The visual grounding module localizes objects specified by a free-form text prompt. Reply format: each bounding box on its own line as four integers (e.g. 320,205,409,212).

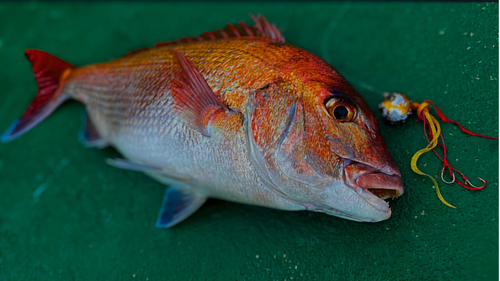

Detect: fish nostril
381,160,402,177
373,164,401,178
361,120,377,140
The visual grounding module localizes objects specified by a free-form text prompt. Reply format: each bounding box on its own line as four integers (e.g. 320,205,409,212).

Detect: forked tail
1,50,74,142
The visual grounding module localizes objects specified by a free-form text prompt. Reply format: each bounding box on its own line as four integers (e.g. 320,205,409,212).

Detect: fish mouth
344,160,404,215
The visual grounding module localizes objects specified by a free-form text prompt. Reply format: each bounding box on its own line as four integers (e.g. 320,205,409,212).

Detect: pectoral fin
156,187,207,228
170,50,243,136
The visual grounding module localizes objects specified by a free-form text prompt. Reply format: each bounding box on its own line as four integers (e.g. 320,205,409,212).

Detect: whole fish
2,15,403,227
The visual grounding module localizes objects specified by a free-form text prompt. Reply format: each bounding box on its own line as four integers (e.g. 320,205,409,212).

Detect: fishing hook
441,168,455,184
465,177,486,188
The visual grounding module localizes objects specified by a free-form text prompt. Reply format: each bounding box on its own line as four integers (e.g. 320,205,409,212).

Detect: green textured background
0,2,498,280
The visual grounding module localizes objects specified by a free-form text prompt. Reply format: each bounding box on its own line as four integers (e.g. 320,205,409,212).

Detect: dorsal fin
125,14,284,57
155,14,284,48
125,47,152,57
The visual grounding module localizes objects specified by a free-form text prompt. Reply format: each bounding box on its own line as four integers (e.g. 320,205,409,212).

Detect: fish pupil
334,106,349,120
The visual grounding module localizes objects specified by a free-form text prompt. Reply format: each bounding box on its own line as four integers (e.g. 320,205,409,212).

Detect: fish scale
1,15,404,227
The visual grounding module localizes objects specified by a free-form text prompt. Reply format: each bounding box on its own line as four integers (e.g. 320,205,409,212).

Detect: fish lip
354,172,404,196
343,159,404,213
355,187,391,213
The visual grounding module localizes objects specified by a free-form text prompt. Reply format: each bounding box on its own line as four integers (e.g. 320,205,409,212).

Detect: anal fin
79,114,108,148
156,187,207,228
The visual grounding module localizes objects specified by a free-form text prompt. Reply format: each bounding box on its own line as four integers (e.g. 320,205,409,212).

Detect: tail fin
1,50,74,142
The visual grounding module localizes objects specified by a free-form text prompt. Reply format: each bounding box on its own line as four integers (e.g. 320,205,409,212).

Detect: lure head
379,92,412,125
247,45,404,222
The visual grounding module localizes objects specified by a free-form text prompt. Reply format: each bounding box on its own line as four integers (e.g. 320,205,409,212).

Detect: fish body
2,15,404,227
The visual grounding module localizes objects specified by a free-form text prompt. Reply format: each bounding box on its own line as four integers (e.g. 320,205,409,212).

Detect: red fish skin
57,38,306,210
64,37,395,174
7,37,396,224
0,15,404,226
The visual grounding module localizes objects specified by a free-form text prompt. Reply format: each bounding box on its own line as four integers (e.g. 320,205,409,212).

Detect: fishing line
321,3,352,64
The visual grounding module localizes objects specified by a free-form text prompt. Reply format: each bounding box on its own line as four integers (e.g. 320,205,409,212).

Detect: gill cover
246,82,329,200
275,100,329,188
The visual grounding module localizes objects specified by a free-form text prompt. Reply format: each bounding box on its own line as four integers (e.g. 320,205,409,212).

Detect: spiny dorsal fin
125,14,284,57
125,47,152,57
155,14,284,48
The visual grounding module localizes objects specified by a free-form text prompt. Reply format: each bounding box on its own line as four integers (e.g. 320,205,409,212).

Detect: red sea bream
1,15,404,227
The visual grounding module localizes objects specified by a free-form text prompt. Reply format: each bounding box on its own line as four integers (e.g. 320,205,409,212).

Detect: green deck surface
0,2,498,280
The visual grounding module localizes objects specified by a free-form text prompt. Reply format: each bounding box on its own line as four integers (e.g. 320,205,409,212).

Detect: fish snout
344,161,404,200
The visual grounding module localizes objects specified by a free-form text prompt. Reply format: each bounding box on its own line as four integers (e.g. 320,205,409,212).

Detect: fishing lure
379,92,498,207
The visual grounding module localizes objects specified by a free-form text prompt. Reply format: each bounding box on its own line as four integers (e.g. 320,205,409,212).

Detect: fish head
302,82,404,222
247,64,403,222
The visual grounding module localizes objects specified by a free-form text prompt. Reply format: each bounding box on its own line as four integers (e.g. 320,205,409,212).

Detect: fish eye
325,97,356,122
